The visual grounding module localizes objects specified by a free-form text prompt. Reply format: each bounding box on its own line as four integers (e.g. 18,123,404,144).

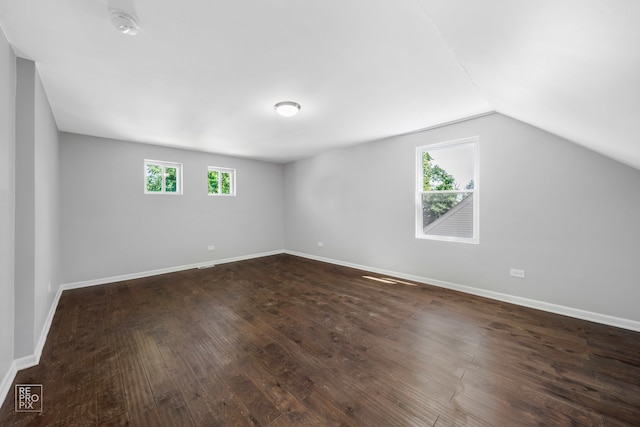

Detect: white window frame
144,160,183,195
207,166,236,196
415,136,479,244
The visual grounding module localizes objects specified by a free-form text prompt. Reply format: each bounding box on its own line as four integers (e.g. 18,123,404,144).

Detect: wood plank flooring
1,254,640,426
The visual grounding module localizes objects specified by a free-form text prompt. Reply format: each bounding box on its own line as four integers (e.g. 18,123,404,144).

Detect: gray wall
0,28,16,385
14,58,35,358
33,63,60,343
284,113,640,322
60,133,284,284
14,58,60,358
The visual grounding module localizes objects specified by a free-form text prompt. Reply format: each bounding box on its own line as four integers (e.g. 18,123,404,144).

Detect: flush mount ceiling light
274,101,301,117
110,10,140,35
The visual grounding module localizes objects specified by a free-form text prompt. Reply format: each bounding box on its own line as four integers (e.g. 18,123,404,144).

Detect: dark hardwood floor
2,254,639,426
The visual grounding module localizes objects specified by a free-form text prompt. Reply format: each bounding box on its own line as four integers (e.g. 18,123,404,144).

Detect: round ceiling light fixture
111,11,140,35
274,101,301,117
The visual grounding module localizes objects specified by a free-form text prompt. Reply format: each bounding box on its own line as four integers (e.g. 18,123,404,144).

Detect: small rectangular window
144,160,182,194
208,167,235,196
416,137,478,243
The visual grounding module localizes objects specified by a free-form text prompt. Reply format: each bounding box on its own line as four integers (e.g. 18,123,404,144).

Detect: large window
208,167,236,196
416,137,478,243
144,160,182,194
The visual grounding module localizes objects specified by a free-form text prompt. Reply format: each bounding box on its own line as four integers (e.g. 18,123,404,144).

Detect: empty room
1,0,640,425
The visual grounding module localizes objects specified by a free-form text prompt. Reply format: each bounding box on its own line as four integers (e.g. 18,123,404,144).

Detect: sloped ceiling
416,0,640,170
0,0,638,167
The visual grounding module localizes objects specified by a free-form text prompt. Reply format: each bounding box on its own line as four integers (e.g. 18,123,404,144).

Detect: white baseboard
0,360,17,411
0,249,285,408
284,250,640,332
61,250,284,291
4,246,637,409
32,285,64,366
0,283,64,407
13,354,38,372
2,248,637,409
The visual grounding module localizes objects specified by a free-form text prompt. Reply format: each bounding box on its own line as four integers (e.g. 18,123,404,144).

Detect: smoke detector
110,11,139,35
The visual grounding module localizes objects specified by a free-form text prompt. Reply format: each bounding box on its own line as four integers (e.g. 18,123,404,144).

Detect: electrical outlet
48,282,51,293
317,241,323,247
207,245,215,251
510,268,526,279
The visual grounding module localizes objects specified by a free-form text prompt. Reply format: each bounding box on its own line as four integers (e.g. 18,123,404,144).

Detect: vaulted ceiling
0,0,638,167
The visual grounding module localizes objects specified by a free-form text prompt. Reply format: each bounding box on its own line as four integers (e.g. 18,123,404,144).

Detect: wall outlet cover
510,268,526,278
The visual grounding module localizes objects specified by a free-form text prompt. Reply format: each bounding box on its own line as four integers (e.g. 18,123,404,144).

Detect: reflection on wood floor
2,254,639,426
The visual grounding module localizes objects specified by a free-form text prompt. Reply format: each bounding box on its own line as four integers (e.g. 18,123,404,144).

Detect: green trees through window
165,167,177,192
144,160,182,194
417,138,478,243
208,167,235,196
421,151,474,226
144,161,233,196
208,170,218,194
146,164,162,192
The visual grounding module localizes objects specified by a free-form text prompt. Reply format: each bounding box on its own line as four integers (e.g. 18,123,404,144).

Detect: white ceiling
0,0,638,167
